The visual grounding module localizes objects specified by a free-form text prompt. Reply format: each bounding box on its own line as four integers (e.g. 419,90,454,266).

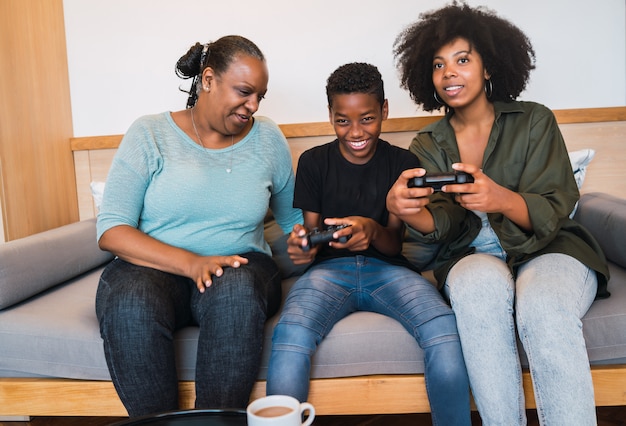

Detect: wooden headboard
71,107,626,221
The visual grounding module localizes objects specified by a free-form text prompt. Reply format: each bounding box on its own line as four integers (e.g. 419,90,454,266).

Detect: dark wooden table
108,409,247,426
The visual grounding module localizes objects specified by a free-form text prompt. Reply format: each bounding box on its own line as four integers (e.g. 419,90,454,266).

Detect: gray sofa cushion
574,192,626,267
0,269,110,379
2,262,624,381
0,273,426,380
582,263,626,362
0,219,113,310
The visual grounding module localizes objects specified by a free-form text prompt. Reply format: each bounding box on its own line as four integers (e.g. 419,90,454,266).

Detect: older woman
95,35,302,417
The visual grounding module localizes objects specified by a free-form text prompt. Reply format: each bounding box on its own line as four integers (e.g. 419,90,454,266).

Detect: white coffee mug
247,394,315,426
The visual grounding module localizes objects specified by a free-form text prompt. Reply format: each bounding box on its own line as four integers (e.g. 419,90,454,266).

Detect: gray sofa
1,192,625,416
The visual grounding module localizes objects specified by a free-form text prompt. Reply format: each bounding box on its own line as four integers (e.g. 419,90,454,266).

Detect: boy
266,63,470,425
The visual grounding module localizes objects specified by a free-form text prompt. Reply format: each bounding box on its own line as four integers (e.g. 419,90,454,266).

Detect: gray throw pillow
0,219,113,310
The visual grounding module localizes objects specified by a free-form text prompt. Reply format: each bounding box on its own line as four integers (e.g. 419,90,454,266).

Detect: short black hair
326,62,385,109
394,1,535,111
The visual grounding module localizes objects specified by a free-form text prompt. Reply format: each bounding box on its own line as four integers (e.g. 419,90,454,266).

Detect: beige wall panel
560,121,626,199
73,150,94,221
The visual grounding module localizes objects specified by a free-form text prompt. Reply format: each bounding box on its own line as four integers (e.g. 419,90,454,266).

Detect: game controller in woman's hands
408,171,474,191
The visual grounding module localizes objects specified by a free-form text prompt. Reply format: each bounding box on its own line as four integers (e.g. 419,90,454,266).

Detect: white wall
63,0,626,137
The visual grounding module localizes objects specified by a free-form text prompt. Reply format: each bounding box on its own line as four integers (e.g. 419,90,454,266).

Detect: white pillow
569,149,595,190
568,149,595,217
90,181,105,211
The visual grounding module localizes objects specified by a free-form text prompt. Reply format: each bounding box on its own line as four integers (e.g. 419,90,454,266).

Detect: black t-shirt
294,139,421,268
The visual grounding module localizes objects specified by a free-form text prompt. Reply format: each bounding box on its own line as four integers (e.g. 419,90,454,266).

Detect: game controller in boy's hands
302,224,352,251
408,171,474,192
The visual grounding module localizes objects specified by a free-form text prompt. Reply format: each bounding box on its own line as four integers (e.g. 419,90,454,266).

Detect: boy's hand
286,224,317,264
386,168,433,218
324,217,369,252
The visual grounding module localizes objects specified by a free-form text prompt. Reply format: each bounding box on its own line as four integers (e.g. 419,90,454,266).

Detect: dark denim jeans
95,253,281,417
266,256,471,425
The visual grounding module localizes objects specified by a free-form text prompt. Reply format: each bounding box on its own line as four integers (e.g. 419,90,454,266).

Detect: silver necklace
190,108,234,173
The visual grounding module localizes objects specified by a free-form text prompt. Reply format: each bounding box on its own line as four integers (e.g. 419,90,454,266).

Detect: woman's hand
386,168,433,219
444,163,509,212
191,255,249,293
446,163,532,230
386,168,435,234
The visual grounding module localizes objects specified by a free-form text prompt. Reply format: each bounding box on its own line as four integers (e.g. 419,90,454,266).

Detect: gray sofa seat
0,271,426,381
1,192,625,383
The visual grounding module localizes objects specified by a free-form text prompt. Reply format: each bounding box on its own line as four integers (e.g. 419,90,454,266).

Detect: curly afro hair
393,1,535,111
326,62,385,109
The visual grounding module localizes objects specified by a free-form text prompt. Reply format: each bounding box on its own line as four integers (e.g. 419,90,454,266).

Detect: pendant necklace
190,108,234,173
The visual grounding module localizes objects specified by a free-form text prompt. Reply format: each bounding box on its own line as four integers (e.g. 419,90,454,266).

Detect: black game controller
408,171,474,191
302,224,352,251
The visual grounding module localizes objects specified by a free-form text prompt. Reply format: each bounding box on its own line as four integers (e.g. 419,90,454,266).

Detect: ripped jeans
267,256,471,426
445,253,597,426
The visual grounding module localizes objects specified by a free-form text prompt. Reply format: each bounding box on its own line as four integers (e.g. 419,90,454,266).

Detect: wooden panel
2,366,625,417
0,378,127,416
0,0,78,240
71,134,124,151
554,106,626,124
69,107,626,151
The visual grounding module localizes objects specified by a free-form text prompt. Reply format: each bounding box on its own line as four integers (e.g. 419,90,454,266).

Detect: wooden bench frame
1,106,625,417
2,366,626,416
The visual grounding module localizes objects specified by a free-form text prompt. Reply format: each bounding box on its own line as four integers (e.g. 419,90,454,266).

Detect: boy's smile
329,93,388,165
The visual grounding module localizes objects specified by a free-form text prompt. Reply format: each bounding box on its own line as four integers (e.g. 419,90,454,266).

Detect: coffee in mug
247,395,315,425
254,406,294,417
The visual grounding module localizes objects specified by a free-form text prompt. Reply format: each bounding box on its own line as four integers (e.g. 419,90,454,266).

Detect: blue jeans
444,253,598,426
95,253,281,417
267,256,471,425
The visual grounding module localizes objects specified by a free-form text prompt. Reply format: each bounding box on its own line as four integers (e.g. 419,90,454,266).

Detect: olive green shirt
409,100,609,298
